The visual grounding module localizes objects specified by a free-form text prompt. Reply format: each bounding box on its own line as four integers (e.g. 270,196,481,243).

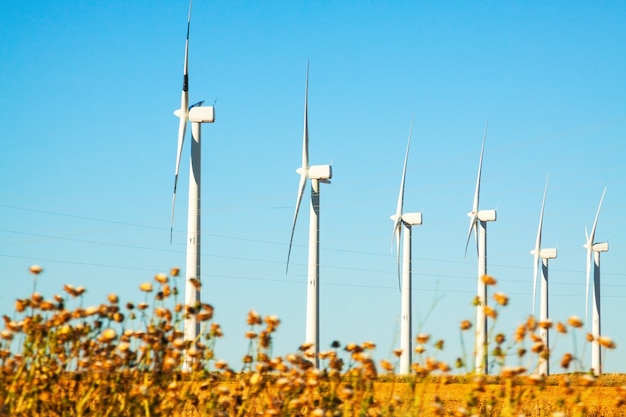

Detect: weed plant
0,267,624,416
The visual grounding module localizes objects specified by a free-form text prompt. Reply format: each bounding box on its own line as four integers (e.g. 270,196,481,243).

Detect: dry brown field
370,376,626,416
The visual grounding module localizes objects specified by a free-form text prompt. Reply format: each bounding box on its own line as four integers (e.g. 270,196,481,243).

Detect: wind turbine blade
585,187,606,325
532,252,539,317
390,118,413,291
465,120,488,258
589,187,606,245
472,119,488,215
532,175,549,316
394,221,401,291
302,62,310,172
170,0,193,243
286,63,311,273
464,215,476,258
286,173,307,273
585,245,591,327
395,119,413,220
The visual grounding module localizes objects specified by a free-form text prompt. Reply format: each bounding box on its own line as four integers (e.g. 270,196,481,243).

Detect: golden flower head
362,341,376,350
538,319,553,329
392,348,403,358
29,265,43,275
299,342,314,352
484,305,497,319
170,267,180,277
598,336,616,349
560,353,573,369
586,333,594,342
493,292,509,306
380,359,394,372
531,342,544,353
437,361,451,372
139,282,153,292
416,333,430,344
100,328,117,343
344,343,357,352
247,310,262,326
107,293,119,304
481,275,497,286
460,320,472,331
154,273,168,284
567,315,583,328
556,322,567,334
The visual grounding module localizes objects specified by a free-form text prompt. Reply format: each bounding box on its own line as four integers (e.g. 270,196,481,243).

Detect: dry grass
1,267,625,416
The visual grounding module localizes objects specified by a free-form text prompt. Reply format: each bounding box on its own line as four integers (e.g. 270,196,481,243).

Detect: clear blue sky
1,1,625,373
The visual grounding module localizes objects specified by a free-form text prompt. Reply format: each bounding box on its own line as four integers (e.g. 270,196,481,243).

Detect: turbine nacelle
188,106,215,123
390,212,423,227
592,242,609,253
307,164,332,182
468,209,497,222
541,247,557,259
402,212,423,226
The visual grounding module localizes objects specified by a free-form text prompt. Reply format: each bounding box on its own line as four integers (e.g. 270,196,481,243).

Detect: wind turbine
286,64,332,368
390,119,422,375
465,120,496,375
584,188,608,376
169,0,215,362
530,175,557,376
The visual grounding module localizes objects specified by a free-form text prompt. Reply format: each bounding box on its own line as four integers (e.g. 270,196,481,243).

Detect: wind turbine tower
530,176,557,376
584,188,608,376
390,120,422,375
465,121,496,375
169,0,215,362
287,64,332,368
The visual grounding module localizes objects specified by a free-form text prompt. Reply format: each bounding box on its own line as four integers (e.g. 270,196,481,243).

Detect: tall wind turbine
390,120,422,375
465,121,496,375
584,188,608,376
530,175,557,376
286,64,332,368
169,0,215,361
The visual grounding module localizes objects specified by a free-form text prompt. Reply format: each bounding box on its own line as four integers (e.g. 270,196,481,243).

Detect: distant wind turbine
169,0,215,366
530,175,557,376
465,120,496,375
390,119,422,375
584,188,608,376
286,63,332,368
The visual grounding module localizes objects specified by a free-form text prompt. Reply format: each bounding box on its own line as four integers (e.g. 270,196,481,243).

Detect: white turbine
530,175,557,376
390,119,422,375
286,63,332,368
465,120,496,375
169,0,215,367
584,188,608,376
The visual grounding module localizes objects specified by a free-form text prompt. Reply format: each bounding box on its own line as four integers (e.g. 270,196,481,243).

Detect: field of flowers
0,266,624,416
